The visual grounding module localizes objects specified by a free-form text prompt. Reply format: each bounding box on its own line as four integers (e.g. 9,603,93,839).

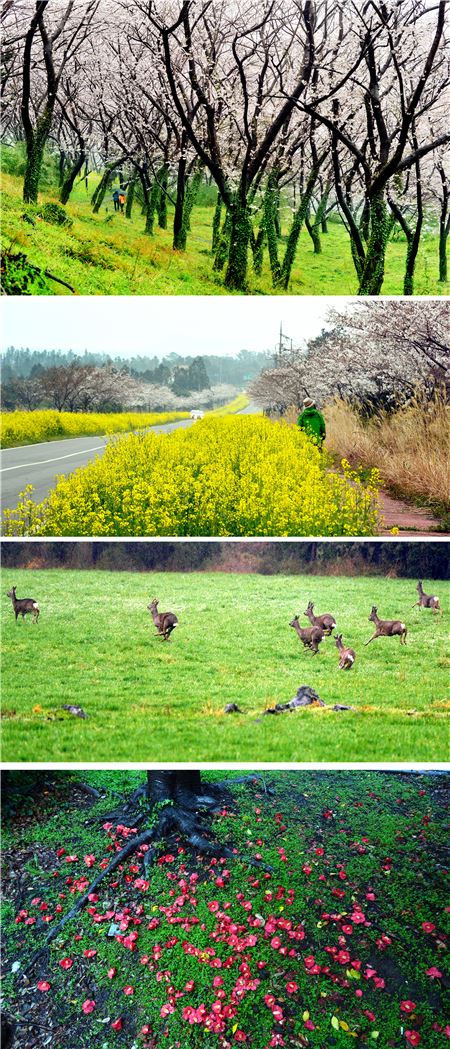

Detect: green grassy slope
1,570,448,762
1,171,447,296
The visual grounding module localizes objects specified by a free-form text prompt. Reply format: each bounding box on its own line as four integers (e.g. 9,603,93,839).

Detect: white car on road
190,410,204,420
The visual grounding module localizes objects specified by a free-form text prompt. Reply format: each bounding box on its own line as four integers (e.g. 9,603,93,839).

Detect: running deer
147,598,178,641
335,633,356,670
365,606,407,646
7,586,40,624
411,581,442,616
304,600,336,635
289,616,324,654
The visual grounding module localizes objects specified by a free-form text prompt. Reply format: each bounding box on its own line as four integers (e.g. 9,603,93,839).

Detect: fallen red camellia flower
59,958,73,970
111,1018,123,1031
82,999,96,1014
37,981,51,992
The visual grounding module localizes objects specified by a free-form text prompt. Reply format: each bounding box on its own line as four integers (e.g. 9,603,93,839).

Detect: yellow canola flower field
0,409,190,448
3,416,381,537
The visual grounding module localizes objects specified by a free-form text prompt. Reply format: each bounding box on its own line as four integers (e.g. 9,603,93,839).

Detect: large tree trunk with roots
23,770,270,975
146,769,201,804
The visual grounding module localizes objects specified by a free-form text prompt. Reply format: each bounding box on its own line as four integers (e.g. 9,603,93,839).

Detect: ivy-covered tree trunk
279,164,323,289
23,110,53,204
264,172,282,284
60,149,86,205
183,169,202,233
224,196,251,290
213,209,231,271
358,190,392,296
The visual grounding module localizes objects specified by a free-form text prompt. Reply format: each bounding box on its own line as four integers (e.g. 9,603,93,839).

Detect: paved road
0,404,260,517
0,419,194,517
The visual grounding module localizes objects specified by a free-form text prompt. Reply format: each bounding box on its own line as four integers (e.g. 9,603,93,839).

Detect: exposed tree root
74,781,103,800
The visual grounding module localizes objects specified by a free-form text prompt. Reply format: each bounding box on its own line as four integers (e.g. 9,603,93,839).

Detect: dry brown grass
324,392,450,511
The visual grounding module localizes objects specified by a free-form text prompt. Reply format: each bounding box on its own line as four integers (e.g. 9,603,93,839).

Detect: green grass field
2,171,448,296
1,570,448,763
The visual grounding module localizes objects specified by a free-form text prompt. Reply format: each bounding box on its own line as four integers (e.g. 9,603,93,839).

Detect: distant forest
2,542,448,579
1,346,272,387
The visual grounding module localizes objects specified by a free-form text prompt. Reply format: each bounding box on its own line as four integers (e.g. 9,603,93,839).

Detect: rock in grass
61,705,88,719
288,685,325,708
224,703,243,714
332,704,355,712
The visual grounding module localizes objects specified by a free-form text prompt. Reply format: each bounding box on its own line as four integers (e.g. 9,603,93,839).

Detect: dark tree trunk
92,169,111,214
157,163,169,229
278,161,324,289
60,148,86,205
439,222,449,283
173,152,187,248
146,770,202,805
125,174,137,219
305,212,321,254
58,150,66,187
251,218,266,276
211,194,222,253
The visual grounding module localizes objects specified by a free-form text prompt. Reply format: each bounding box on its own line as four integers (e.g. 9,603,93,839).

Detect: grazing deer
147,598,178,641
335,633,356,670
365,606,407,646
304,600,336,635
289,616,324,654
411,581,442,616
7,586,40,623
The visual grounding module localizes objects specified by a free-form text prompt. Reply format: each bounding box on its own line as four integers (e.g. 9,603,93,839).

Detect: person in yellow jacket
297,397,326,448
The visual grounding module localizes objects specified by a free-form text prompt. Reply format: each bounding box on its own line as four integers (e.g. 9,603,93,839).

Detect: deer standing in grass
335,634,356,669
304,601,336,635
7,586,40,623
365,606,407,646
289,616,324,654
147,598,178,641
411,581,442,616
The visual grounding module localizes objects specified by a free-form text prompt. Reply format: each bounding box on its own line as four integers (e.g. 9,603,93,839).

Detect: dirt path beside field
380,490,445,536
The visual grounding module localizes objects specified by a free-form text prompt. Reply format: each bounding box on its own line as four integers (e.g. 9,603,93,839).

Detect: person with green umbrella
297,397,326,449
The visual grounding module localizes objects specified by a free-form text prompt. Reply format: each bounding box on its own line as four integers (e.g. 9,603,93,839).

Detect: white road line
0,434,110,452
0,445,105,472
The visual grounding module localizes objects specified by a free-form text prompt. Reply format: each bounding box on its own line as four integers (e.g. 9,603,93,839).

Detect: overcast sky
0,297,353,359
